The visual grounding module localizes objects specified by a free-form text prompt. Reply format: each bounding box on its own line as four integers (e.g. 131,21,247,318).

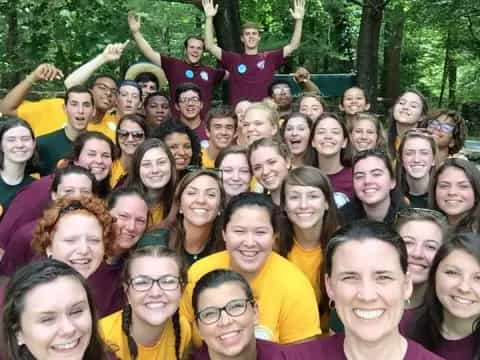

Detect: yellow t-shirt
181,251,320,347
87,112,117,141
201,148,215,169
110,160,127,188
17,98,66,137
288,240,323,304
100,310,191,360
148,204,164,229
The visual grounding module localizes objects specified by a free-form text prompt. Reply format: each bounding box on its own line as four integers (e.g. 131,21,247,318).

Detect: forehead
235,101,251,112
67,91,93,103
54,212,102,234
316,117,342,129
58,173,92,188
82,138,111,152
245,108,270,121
272,83,290,90
142,146,168,160
185,175,219,190
211,116,235,125
354,118,376,129
242,27,259,35
3,125,31,138
354,155,388,172
119,119,143,131
186,38,204,48
398,219,443,239
119,85,140,95
286,183,324,194
344,87,365,98
148,95,169,104
300,96,322,107
95,77,117,88
403,136,433,149
286,116,309,127
229,205,271,224
179,89,200,98
399,92,421,103
112,194,148,213
437,166,469,181
435,114,455,124
165,132,191,144
440,249,480,270
197,282,247,308
129,255,179,276
220,153,248,167
251,145,281,161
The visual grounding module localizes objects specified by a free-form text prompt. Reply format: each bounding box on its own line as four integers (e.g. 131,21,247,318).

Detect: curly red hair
32,196,116,257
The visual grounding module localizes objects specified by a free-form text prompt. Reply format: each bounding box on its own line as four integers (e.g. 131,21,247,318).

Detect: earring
406,298,411,306
179,209,183,214
328,299,335,309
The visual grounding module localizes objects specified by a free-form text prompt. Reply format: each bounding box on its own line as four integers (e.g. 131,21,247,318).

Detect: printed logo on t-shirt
256,60,265,70
185,69,195,79
200,71,209,81
333,192,350,208
237,64,247,74
254,325,274,341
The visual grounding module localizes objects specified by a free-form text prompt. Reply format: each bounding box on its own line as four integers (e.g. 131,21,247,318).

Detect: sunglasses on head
117,129,145,140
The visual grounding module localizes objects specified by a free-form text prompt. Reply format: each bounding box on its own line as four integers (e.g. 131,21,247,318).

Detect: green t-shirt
0,175,35,219
37,128,72,176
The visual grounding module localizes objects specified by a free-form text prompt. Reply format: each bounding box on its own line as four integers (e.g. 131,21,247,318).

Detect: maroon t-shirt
192,339,290,359
220,49,285,105
88,261,125,318
161,55,225,120
284,333,445,360
327,166,354,200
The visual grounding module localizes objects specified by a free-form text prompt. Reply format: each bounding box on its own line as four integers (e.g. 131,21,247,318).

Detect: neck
180,115,201,130
292,153,305,168
207,145,220,163
407,282,427,309
145,188,164,207
293,223,323,249
406,173,430,196
209,338,257,360
442,309,475,340
395,122,416,138
270,188,281,206
183,219,212,254
0,160,26,185
436,147,449,165
362,196,391,221
317,153,343,175
120,152,132,170
64,124,82,141
245,48,258,55
130,310,166,347
92,109,105,124
344,330,407,360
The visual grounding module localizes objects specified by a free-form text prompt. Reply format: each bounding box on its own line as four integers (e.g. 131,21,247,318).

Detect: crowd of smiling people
0,1,479,359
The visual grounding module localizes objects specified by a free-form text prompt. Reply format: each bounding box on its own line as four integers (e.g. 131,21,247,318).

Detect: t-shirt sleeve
269,48,286,68
278,270,321,343
219,50,237,71
159,55,176,77
212,67,226,84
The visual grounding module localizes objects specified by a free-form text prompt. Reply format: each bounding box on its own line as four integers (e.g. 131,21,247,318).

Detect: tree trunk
448,52,457,108
356,1,384,110
382,3,406,109
213,0,242,52
4,0,21,88
438,31,450,108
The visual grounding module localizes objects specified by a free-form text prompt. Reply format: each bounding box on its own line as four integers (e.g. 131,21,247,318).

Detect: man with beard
128,11,226,122
203,0,305,105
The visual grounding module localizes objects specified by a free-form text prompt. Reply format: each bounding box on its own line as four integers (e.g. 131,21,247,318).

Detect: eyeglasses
272,87,291,95
428,120,455,134
94,83,118,96
395,207,447,224
117,129,145,140
128,275,181,292
196,298,254,325
178,96,201,104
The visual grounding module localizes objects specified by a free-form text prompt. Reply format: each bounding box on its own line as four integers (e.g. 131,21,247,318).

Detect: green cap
135,228,170,249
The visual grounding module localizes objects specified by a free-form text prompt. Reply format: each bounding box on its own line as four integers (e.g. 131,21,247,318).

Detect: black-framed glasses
427,120,455,134
395,207,447,224
117,129,145,140
94,83,118,96
196,298,254,325
128,275,181,292
178,96,201,104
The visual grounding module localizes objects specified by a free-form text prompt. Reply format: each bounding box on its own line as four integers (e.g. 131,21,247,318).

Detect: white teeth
353,309,384,320
70,259,91,264
146,302,166,309
53,338,79,350
363,188,377,193
192,209,208,214
452,296,474,305
240,250,258,257
219,331,240,340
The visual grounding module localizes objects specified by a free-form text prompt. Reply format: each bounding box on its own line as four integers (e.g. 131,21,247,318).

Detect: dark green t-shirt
0,175,35,219
37,128,72,176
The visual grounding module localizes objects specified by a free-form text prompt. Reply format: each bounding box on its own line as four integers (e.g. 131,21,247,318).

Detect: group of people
0,0,479,359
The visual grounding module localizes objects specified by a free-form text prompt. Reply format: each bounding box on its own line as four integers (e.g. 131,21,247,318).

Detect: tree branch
467,15,480,46
156,0,202,10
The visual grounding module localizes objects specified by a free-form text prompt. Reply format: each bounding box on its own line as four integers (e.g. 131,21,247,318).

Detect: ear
222,230,227,244
175,103,180,112
390,178,397,190
325,274,335,301
341,137,348,149
63,104,67,114
206,128,211,140
51,191,58,201
91,106,97,119
338,103,345,112
46,246,53,258
199,101,204,111
252,302,259,325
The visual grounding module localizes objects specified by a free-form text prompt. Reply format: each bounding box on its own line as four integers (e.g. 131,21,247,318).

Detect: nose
217,309,234,327
77,239,90,255
78,104,85,114
413,152,421,162
59,315,76,336
457,275,471,293
357,279,378,302
126,217,136,232
151,163,160,174
299,194,308,209
232,169,241,181
149,281,165,297
196,192,207,204
410,243,423,259
176,147,186,156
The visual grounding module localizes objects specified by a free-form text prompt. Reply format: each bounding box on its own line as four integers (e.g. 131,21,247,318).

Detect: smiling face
241,28,261,51
271,84,292,110
312,116,347,158
117,85,141,116
181,175,221,227
197,282,257,358
164,132,193,171
401,137,435,181
283,116,311,157
110,194,148,253
46,213,104,278
64,92,95,133
299,96,324,121
1,125,35,166
350,119,378,152
139,147,172,190
17,276,92,360
285,184,329,230
353,156,395,207
126,256,182,328
176,90,203,122
145,95,171,127
52,174,93,200
75,138,113,181
207,117,236,151
435,166,475,224
243,108,277,145
435,249,480,323
340,87,370,116
91,77,117,112
224,205,275,278
428,114,456,150
325,239,412,343
398,220,443,285
184,38,204,64
219,153,251,198
250,146,290,193
393,92,424,126
118,120,145,156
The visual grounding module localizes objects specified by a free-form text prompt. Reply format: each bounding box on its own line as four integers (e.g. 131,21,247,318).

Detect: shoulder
406,339,446,360
284,334,345,359
263,253,313,290
187,251,229,282
99,310,123,336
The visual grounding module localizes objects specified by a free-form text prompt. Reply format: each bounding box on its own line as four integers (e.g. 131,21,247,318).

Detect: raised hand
31,64,64,82
102,41,130,62
294,67,310,83
289,0,305,20
202,0,218,18
128,11,141,33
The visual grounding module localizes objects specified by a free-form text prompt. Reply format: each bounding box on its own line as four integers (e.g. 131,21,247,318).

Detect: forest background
1,0,479,134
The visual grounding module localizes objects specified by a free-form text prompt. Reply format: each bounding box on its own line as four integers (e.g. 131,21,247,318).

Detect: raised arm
283,0,305,58
128,11,162,66
0,64,63,115
294,67,321,94
64,41,128,89
202,0,223,60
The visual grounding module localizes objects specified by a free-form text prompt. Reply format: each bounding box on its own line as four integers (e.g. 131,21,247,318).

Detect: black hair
2,259,109,360
115,114,149,153
50,164,99,196
174,82,202,104
89,74,117,88
106,186,147,211
206,104,237,131
325,219,408,276
267,79,292,97
183,35,204,50
64,85,95,107
134,72,159,90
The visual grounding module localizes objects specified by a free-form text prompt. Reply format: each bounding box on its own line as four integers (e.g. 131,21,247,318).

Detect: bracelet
25,73,36,85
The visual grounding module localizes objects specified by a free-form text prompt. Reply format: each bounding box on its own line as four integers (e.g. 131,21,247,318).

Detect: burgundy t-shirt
220,49,285,105
192,339,290,359
284,333,445,360
327,166,354,200
161,55,225,121
88,261,125,318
